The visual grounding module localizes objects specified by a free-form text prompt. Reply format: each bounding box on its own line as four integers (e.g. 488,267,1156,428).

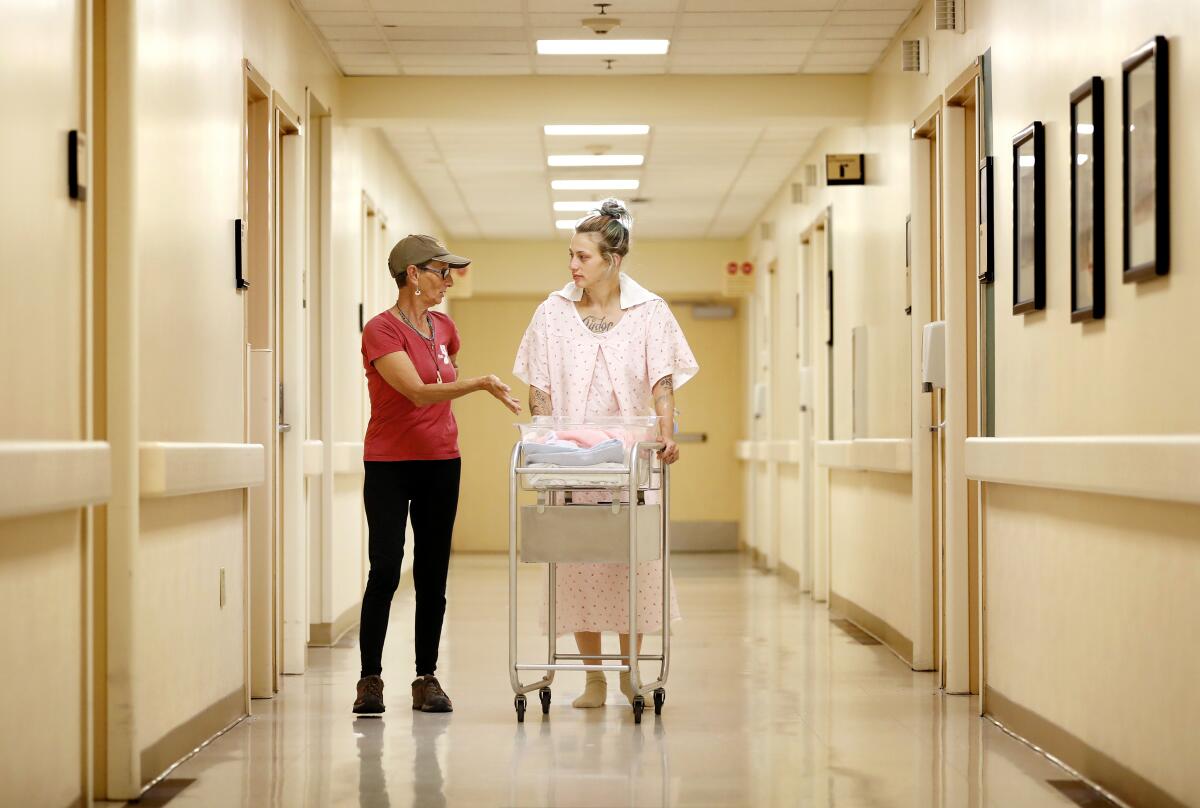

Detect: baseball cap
387,234,471,278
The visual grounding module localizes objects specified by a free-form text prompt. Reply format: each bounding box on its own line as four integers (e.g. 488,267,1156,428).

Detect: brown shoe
411,675,453,713
354,675,385,714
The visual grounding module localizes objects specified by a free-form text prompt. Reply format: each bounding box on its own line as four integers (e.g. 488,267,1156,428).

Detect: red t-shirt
362,310,461,461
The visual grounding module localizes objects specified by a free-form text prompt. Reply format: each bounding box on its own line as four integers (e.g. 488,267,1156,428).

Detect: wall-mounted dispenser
921,320,946,392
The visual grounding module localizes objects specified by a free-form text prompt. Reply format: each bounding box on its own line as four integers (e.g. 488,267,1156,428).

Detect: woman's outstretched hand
480,375,522,414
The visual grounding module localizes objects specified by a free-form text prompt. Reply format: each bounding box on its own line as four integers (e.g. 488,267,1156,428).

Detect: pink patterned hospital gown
513,274,700,635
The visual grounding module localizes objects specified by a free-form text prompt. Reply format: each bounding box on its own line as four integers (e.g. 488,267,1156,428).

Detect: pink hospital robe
513,280,699,635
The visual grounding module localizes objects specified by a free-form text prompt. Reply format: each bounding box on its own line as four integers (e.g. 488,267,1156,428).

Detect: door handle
277,423,292,433
929,419,946,433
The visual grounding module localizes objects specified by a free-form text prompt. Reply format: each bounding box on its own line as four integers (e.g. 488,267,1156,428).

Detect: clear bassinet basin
514,416,662,491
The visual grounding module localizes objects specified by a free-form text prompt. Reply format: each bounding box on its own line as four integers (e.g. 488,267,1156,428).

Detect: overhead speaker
901,38,928,74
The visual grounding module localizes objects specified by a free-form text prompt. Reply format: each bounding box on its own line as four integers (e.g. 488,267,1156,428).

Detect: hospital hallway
105,554,1093,808
5,0,1200,806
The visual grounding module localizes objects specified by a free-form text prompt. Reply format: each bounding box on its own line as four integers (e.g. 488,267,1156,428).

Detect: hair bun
597,197,632,230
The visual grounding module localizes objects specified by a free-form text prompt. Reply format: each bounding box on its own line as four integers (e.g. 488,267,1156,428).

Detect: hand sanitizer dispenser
922,320,946,392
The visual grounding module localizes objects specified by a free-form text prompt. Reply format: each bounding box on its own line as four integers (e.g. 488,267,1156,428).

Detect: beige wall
746,0,1200,803
0,0,88,803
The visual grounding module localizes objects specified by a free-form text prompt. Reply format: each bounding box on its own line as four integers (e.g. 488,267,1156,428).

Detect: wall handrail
965,435,1200,505
139,442,265,498
815,439,913,474
0,440,112,519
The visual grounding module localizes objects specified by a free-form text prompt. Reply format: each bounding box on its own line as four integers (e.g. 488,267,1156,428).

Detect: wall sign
825,153,865,186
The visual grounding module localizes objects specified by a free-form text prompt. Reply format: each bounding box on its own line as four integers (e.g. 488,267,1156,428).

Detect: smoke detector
582,3,621,35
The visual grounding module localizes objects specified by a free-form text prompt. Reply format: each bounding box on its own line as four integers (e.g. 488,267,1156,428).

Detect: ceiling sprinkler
582,3,620,35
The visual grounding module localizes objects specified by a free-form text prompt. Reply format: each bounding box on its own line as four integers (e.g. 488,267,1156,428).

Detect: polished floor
123,553,1105,807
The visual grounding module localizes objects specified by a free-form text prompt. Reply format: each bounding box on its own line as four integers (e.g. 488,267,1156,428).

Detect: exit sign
825,153,865,186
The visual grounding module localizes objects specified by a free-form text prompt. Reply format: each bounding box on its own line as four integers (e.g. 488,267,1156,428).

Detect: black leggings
359,458,461,679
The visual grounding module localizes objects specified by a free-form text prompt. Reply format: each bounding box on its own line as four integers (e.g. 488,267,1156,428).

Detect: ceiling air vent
934,0,964,32
901,38,927,74
761,222,775,241
791,182,805,204
804,164,818,186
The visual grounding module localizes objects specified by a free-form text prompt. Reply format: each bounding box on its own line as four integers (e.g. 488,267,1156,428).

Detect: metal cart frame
508,439,672,724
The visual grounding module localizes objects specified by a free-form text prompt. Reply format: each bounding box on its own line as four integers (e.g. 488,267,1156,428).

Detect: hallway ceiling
297,0,918,240
381,121,821,239
296,0,919,76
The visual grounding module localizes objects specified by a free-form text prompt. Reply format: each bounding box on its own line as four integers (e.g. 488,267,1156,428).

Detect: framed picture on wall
1122,35,1169,282
1012,122,1045,314
904,214,912,315
1070,77,1105,321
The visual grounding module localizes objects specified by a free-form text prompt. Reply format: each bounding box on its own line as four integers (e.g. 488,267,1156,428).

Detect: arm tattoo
530,386,552,416
581,315,614,334
653,375,674,408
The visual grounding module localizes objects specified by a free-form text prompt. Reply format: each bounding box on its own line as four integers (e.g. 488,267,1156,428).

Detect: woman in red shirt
354,234,520,715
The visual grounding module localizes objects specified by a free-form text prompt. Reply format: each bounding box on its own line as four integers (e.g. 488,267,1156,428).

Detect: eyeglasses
418,264,452,280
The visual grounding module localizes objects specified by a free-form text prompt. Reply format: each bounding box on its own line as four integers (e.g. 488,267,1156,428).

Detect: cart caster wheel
539,687,551,714
653,688,665,715
632,695,645,724
515,695,527,723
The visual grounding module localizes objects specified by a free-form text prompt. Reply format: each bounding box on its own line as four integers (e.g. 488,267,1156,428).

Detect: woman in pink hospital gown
513,199,699,708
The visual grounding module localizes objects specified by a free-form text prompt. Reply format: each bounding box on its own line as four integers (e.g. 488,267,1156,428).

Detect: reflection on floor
123,553,1104,807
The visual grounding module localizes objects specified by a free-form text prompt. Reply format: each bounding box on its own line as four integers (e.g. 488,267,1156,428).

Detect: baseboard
669,520,738,552
140,687,244,789
828,591,914,666
985,687,1187,808
309,600,360,647
778,562,801,588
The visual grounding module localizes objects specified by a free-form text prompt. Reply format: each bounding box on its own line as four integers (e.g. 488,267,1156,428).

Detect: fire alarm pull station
825,153,865,186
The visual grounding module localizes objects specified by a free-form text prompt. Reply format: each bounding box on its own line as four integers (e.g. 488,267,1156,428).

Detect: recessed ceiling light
537,40,669,56
551,179,640,190
544,124,650,136
555,219,580,230
548,154,644,167
553,201,606,212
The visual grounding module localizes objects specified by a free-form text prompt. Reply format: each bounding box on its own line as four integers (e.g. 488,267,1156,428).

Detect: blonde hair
574,198,632,265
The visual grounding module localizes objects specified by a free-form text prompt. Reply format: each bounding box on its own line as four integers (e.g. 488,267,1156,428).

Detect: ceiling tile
300,0,368,10
331,39,392,54
371,0,523,11
382,26,527,41
685,0,834,9
681,11,829,26
679,27,823,41
372,12,525,26
320,25,383,40
305,10,375,25
672,40,812,55
838,0,919,9
813,38,890,54
830,9,913,25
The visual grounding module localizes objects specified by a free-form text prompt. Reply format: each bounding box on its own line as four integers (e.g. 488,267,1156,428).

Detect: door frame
274,93,307,676
944,58,990,697
909,97,942,673
801,209,832,601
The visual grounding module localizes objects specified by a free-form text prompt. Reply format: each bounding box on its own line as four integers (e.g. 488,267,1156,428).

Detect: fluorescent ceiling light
548,154,644,167
544,124,650,136
553,201,605,212
537,39,669,56
555,219,580,230
551,179,640,190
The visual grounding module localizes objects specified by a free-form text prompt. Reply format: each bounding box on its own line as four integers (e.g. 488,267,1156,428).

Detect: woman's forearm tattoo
530,387,552,415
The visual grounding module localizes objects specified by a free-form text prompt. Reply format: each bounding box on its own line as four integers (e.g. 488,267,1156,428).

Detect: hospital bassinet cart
508,416,672,724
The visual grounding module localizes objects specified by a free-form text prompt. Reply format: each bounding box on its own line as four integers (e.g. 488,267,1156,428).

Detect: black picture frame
1070,77,1105,321
978,156,994,285
1012,122,1045,314
904,214,912,315
1122,35,1169,282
